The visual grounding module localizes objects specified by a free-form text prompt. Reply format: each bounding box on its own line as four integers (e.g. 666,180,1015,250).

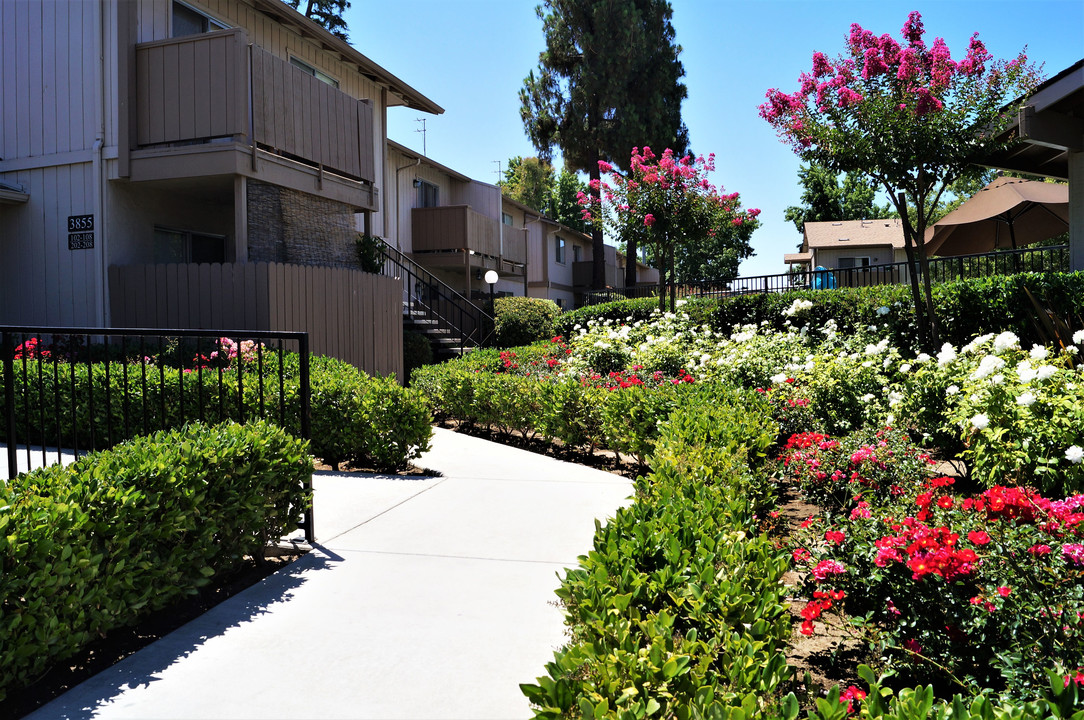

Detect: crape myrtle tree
579,147,760,312
759,11,1040,352
520,0,689,291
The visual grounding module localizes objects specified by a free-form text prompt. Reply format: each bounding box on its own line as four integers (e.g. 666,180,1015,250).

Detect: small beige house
785,218,908,272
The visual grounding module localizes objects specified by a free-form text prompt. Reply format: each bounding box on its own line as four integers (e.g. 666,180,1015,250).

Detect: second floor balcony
411,206,526,277
129,29,376,210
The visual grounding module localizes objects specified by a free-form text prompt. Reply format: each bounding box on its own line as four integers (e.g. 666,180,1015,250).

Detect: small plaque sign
67,214,94,232
67,215,95,250
68,232,95,250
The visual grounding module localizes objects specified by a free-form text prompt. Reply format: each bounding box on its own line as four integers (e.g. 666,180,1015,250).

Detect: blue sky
350,1,1083,277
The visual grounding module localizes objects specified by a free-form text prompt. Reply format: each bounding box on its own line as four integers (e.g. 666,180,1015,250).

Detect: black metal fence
1,326,313,542
378,239,495,349
581,244,1071,306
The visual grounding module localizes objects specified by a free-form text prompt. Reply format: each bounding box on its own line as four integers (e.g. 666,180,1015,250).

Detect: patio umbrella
925,176,1069,257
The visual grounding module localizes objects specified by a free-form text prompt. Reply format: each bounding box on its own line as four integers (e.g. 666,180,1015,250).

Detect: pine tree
520,0,688,290
285,0,351,41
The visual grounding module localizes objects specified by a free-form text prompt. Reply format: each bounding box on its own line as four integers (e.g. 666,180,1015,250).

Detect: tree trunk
589,153,605,291
657,250,666,313
625,236,638,290
896,192,934,353
668,244,676,312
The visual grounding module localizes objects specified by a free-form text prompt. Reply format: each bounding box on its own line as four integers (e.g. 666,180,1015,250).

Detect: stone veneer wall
247,181,358,267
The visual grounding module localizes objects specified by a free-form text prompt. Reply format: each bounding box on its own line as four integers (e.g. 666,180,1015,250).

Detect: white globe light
484,270,499,285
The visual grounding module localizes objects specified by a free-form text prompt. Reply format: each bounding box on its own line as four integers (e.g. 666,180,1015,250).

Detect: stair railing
378,239,495,350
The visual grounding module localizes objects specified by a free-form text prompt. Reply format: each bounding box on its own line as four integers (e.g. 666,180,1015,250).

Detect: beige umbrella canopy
925,176,1069,257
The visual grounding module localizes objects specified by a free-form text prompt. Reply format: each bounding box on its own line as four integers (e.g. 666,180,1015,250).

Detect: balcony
129,29,376,209
411,206,525,277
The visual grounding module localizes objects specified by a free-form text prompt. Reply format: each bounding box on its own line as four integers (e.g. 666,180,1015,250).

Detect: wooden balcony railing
134,29,375,183
412,206,500,258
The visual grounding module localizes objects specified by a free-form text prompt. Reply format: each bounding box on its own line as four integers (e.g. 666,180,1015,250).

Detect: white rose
1030,345,1049,361
971,413,990,430
1016,392,1036,407
1067,446,1084,464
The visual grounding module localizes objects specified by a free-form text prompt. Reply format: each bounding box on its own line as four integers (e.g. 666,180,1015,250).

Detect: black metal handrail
1,326,313,542
378,239,495,349
581,244,1070,306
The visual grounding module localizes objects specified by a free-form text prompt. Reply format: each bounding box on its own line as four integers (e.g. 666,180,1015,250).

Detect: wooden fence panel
110,263,402,379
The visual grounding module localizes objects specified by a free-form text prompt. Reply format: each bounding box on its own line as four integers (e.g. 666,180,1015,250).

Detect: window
172,1,227,37
555,237,566,264
501,212,513,226
554,297,564,309
154,227,226,264
289,57,339,88
416,180,439,208
838,256,871,270
573,245,582,262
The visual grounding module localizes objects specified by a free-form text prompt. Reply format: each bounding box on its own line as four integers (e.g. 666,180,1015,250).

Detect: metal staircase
378,240,494,360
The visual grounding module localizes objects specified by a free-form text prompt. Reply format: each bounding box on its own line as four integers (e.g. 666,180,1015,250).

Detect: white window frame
289,56,340,88
838,256,871,270
171,1,228,37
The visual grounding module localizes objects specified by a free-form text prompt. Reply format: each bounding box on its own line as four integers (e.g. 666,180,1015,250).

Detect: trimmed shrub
493,296,560,347
308,356,431,471
402,330,433,382
555,272,1084,357
2,353,432,472
0,421,311,701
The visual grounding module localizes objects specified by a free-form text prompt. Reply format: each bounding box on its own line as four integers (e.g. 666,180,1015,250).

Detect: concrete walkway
26,428,632,720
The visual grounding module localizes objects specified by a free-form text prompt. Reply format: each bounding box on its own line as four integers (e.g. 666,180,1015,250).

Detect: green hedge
2,354,432,472
0,420,311,701
555,272,1084,354
411,361,707,463
494,296,561,347
521,388,794,718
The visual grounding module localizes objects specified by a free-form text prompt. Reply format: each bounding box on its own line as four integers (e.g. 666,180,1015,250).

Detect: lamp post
484,269,499,311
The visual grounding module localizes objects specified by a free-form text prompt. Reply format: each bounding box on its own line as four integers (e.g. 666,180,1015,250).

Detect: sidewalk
26,428,632,719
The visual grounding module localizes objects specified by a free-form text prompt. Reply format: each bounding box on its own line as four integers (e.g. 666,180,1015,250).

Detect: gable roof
803,219,905,250
388,140,471,182
250,0,443,115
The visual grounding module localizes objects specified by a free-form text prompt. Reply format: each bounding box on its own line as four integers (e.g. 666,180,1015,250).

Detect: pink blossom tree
579,147,760,312
759,12,1041,351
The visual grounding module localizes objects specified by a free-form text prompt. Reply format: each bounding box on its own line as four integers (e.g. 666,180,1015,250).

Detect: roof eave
250,0,444,115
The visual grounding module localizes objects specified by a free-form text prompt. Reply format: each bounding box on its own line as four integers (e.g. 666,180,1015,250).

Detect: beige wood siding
109,262,403,380
2,0,101,161
133,0,387,189
0,163,102,326
135,29,248,146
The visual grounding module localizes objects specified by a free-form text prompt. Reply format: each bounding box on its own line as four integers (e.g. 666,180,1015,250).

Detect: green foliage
521,0,688,172
555,273,1084,358
283,0,351,40
354,233,384,274
784,162,891,236
522,390,790,717
494,296,561,348
0,421,310,701
2,353,432,472
402,330,434,382
308,356,431,471
502,156,590,232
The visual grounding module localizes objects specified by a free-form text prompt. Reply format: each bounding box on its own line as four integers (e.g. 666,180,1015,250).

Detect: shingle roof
803,219,905,250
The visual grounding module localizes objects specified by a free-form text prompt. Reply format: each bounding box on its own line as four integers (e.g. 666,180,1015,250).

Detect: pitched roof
803,219,905,250
250,0,443,115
